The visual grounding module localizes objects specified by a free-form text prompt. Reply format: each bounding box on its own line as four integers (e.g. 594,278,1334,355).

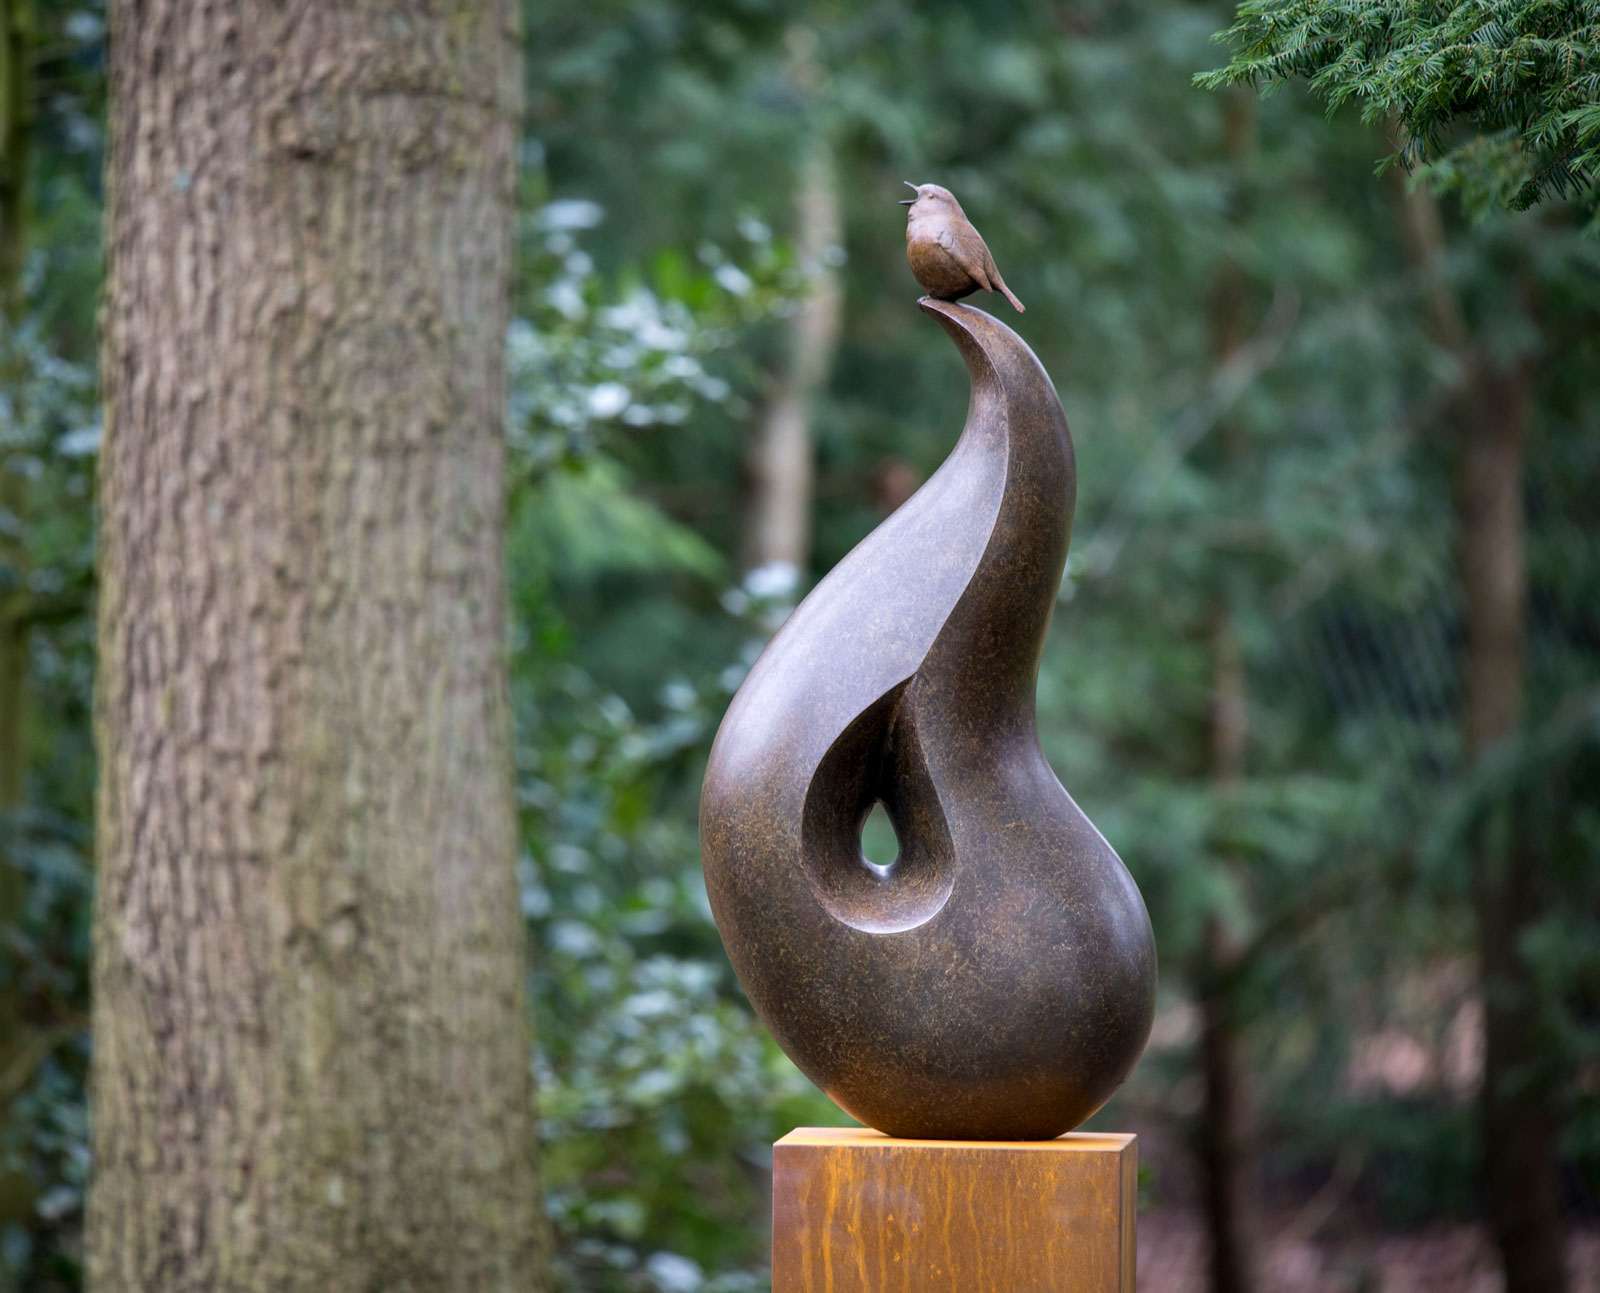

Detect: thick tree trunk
738,129,841,576
1394,179,1565,1293
88,4,547,1291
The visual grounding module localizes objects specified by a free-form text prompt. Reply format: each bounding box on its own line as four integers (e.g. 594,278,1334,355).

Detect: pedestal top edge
775,1127,1136,1152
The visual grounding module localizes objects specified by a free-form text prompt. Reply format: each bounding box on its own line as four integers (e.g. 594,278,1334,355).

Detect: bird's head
899,182,960,215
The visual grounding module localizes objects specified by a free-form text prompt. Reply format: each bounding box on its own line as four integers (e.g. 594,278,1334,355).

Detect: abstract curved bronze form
700,300,1156,1140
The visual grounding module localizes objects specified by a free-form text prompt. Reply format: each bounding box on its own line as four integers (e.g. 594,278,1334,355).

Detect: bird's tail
996,277,1025,313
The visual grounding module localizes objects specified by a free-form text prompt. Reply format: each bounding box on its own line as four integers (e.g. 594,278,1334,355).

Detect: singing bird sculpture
901,181,1025,312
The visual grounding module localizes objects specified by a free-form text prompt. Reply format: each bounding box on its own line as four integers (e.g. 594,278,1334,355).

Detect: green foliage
1434,696,1600,1129
507,202,845,1291
0,5,103,1288
1199,0,1600,224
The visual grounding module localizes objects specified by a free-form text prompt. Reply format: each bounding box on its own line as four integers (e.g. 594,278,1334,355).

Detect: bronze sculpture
901,182,1026,312
699,296,1156,1141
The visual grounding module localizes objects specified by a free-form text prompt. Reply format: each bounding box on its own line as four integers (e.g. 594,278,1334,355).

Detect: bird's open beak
899,180,918,205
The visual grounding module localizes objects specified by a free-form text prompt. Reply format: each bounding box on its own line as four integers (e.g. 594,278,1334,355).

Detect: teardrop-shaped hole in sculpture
860,801,899,877
801,682,954,934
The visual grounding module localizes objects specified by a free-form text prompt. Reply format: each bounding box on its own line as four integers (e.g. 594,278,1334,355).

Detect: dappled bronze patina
699,300,1156,1140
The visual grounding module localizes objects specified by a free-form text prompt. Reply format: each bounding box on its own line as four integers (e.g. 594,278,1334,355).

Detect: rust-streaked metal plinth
772,1128,1136,1292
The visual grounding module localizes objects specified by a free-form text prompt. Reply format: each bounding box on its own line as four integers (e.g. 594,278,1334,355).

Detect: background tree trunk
88,4,547,1290
1393,178,1566,1293
1462,357,1567,1293
1197,85,1260,1293
1200,614,1259,1293
737,33,841,577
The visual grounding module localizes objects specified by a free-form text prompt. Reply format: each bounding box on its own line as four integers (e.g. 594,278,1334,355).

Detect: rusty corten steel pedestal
772,1128,1137,1293
699,299,1156,1141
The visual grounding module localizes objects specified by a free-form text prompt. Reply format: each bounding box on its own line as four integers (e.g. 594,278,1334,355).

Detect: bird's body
901,183,1025,312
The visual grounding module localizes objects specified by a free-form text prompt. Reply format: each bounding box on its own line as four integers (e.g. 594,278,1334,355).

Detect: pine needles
1198,1,1600,227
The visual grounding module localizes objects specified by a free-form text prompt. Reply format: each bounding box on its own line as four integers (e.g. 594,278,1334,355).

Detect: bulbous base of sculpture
827,1076,1121,1145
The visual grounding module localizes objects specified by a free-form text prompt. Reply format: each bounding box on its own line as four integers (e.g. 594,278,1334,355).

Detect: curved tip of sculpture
914,294,1010,333
921,294,979,332
913,296,1057,411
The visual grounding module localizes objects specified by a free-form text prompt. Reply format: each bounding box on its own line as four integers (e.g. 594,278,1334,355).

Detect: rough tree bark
1394,179,1565,1293
88,4,548,1290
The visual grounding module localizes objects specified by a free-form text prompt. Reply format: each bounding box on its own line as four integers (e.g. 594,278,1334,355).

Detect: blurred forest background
2,1,1599,1291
